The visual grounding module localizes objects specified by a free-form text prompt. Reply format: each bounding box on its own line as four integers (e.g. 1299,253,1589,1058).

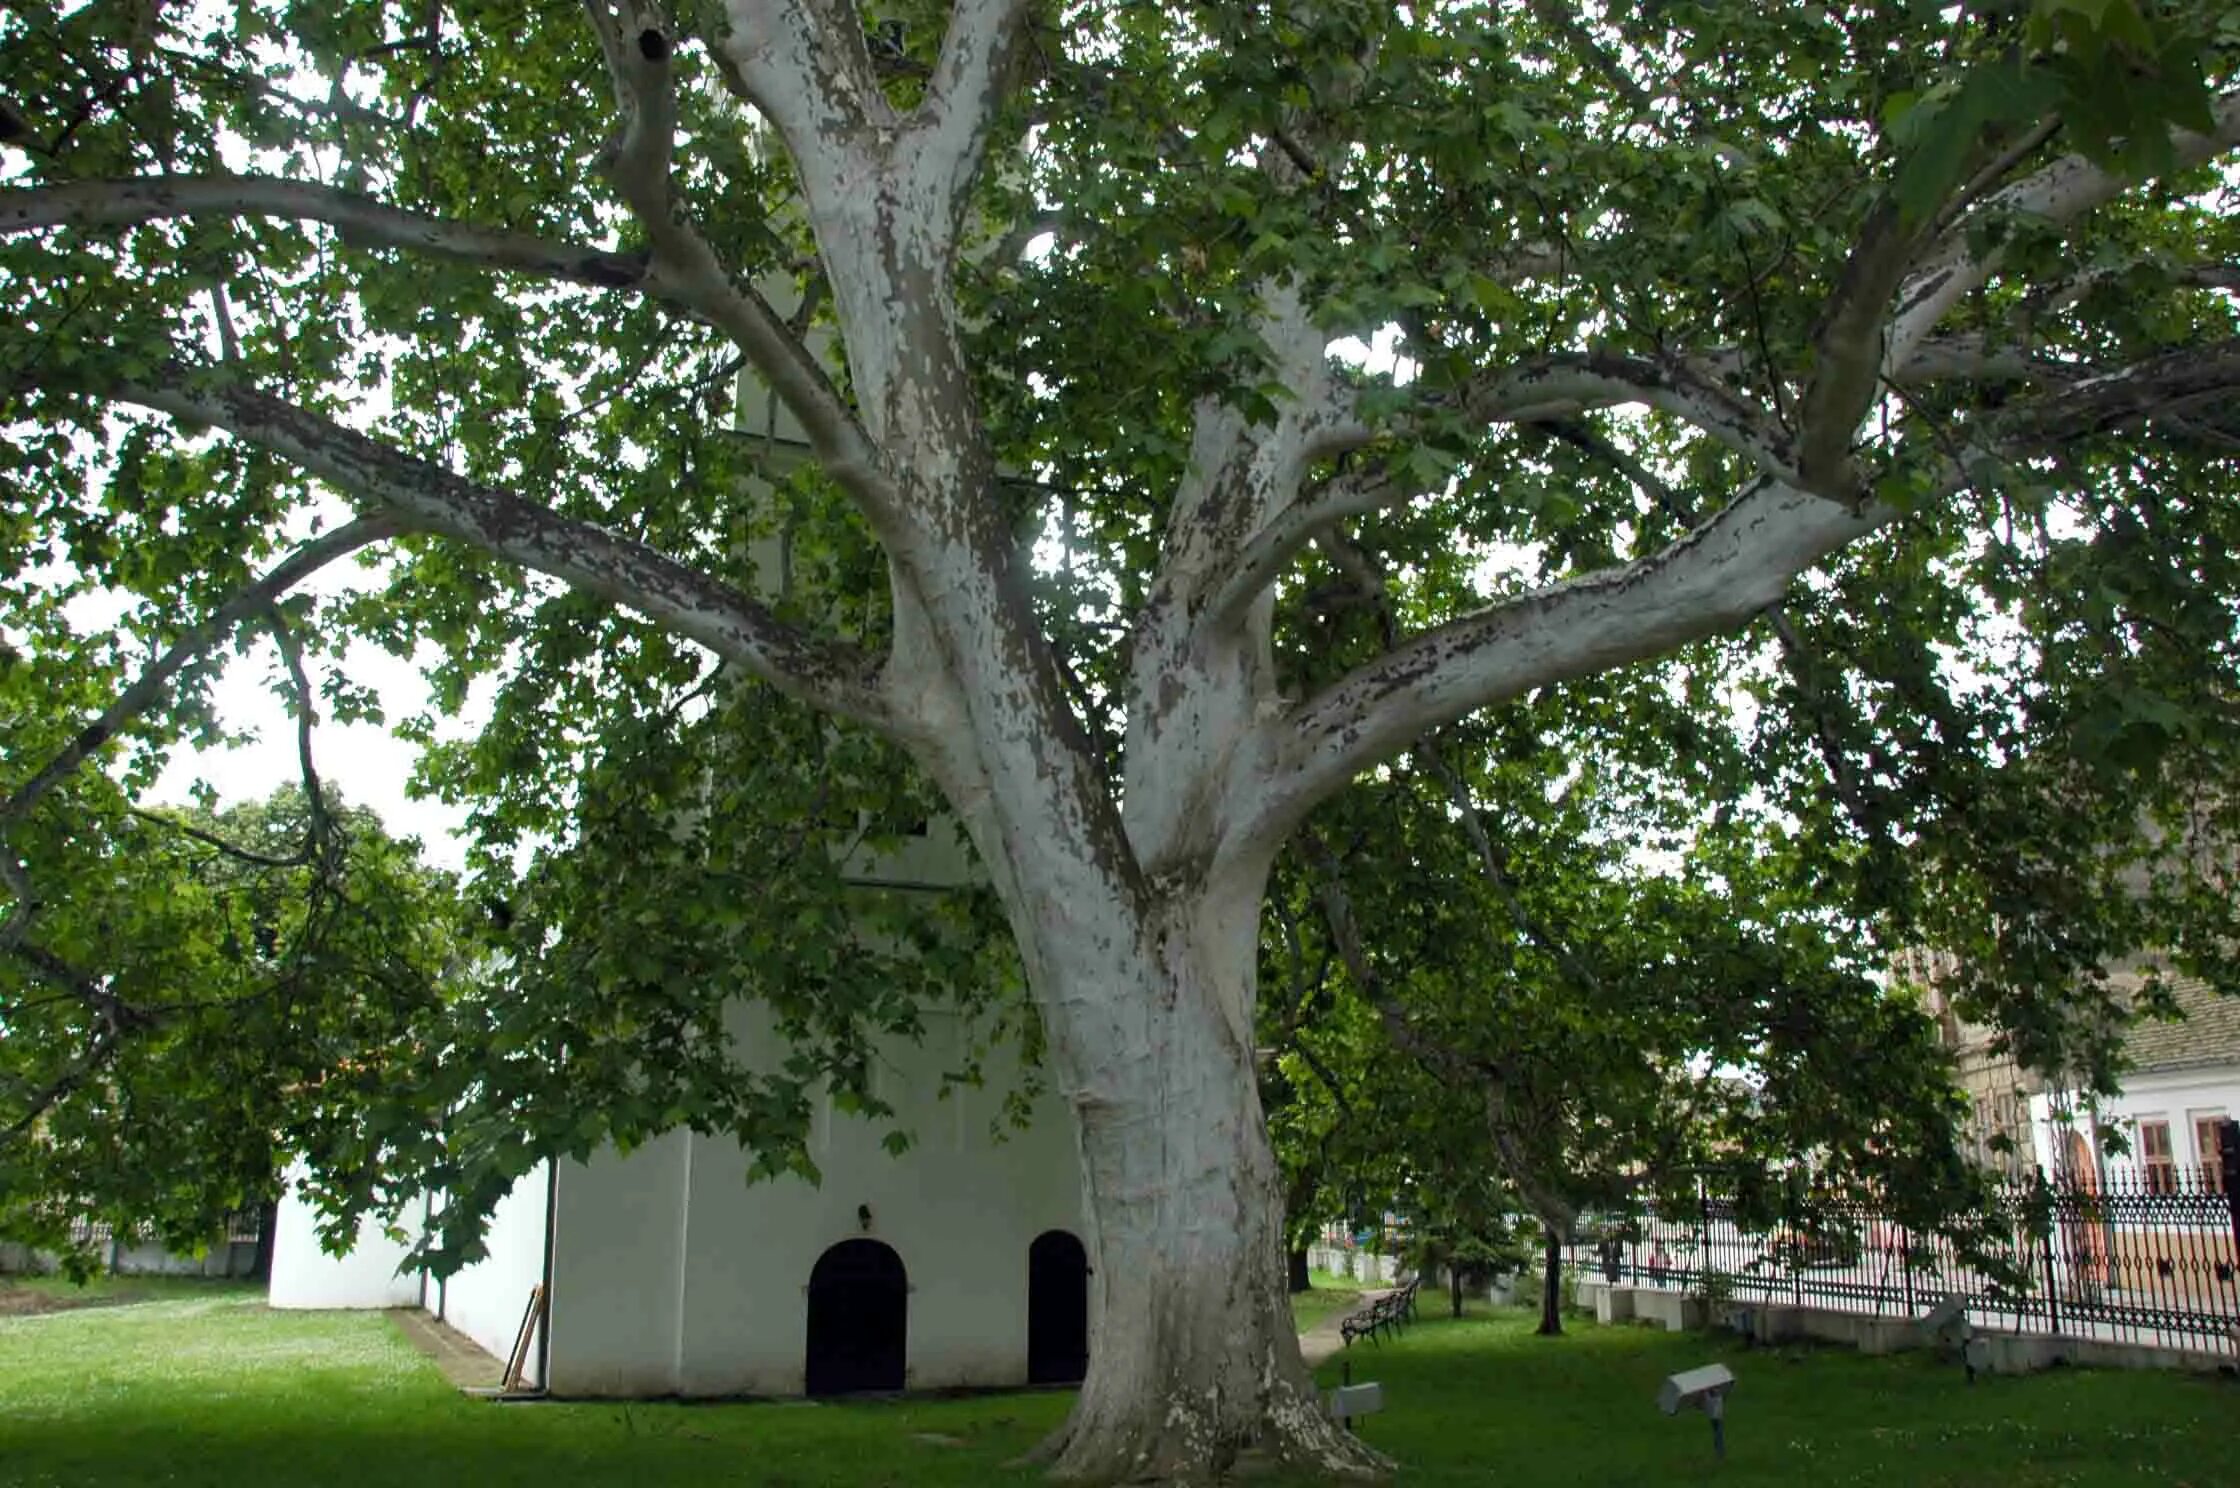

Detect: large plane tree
5,0,2239,1479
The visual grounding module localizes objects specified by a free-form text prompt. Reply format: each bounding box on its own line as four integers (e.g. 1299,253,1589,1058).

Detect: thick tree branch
714,0,892,152
1886,90,2240,375
1796,199,1923,500
104,371,898,733
580,1,901,532
1898,334,2087,385
1203,349,1809,634
1203,464,1411,633
1993,337,2240,448
1446,352,1803,484
913,0,1033,238
0,175,657,294
0,167,893,521
1234,478,1888,859
1215,102,2240,863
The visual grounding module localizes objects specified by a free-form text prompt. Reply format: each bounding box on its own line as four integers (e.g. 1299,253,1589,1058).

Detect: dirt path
0,1285,142,1319
1300,1285,1403,1369
1298,1315,1350,1369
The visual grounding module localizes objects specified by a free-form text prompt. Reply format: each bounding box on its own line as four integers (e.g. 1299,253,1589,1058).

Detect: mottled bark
1021,883,1384,1484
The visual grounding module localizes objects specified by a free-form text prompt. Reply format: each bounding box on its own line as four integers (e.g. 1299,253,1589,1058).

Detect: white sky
147,627,478,870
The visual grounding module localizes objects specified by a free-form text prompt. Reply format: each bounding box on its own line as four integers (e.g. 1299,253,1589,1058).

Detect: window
2138,1119,2176,1194
2192,1112,2232,1194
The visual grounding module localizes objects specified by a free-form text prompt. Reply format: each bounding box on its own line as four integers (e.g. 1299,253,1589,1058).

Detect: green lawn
1290,1268,1379,1333
2,1284,2235,1487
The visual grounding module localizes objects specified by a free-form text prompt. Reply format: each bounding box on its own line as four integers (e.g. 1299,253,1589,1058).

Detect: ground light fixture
1920,1295,1991,1383
1658,1363,1735,1460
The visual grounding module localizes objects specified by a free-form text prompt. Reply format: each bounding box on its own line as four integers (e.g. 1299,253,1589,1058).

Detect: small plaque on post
1327,1382,1385,1422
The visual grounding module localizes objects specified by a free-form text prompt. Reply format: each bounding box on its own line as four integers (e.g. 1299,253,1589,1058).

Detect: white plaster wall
267,1171,426,1309
434,1164,552,1387
110,1239,259,1277
2032,1068,2240,1182
544,1130,691,1396
544,1006,1085,1398
678,1012,1082,1396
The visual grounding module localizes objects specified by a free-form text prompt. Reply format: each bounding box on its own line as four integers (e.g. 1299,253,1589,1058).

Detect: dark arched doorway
805,1239,907,1396
1027,1229,1090,1385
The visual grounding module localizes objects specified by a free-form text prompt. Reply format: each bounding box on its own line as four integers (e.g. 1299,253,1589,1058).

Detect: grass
1,1286,2235,1487
1290,1268,1381,1333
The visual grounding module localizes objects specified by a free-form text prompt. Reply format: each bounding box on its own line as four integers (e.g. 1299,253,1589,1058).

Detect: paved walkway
387,1307,511,1391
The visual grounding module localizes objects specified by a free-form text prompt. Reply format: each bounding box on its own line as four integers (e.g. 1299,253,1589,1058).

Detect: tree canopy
0,780,465,1264
5,0,2240,1478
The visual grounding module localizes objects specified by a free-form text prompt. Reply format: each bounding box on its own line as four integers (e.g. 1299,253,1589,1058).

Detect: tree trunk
1537,1230,1564,1337
1287,1247,1311,1295
250,1199,279,1282
1021,885,1385,1484
1450,1263,1464,1319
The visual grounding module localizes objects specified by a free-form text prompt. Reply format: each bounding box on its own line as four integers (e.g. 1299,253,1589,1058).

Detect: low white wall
111,1238,260,1278
434,1164,552,1386
267,1172,425,1310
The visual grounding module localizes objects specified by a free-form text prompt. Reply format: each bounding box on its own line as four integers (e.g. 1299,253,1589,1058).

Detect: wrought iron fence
1585,1165,2240,1359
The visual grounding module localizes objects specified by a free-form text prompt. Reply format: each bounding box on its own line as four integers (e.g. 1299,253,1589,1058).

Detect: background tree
1275,686,1988,1337
0,771,468,1273
5,1,2239,1479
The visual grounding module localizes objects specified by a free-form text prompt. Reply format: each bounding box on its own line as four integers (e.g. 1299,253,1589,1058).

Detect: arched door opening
1027,1229,1090,1385
805,1238,907,1396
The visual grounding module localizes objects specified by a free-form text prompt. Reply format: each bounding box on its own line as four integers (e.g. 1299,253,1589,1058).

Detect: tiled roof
2125,976,2240,1074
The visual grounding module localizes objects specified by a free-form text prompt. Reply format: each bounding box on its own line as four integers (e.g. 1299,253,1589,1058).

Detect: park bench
1338,1275,1421,1348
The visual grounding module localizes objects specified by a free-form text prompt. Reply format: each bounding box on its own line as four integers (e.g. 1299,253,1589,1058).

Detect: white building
274,269,1093,1396
2029,975,2240,1189
271,1004,1089,1396
271,827,1092,1397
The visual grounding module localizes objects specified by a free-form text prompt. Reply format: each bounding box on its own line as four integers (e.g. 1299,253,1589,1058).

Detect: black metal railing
1581,1164,2240,1358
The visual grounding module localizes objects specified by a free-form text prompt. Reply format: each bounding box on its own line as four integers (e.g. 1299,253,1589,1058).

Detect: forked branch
100,370,898,732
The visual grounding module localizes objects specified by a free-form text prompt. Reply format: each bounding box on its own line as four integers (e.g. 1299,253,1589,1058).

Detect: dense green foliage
1259,701,1992,1289
0,783,466,1265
